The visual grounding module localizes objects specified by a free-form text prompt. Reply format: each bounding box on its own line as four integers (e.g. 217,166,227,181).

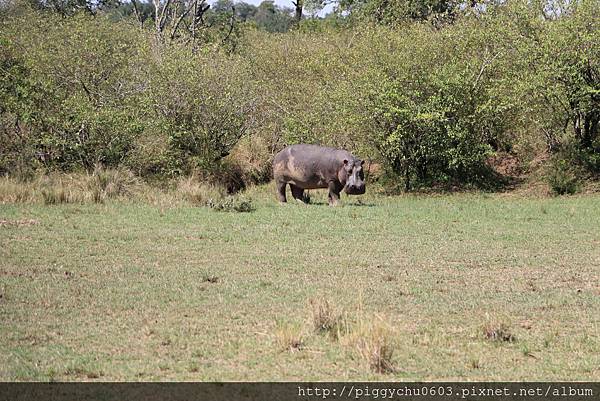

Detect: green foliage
552,140,600,179
206,195,255,212
522,0,600,152
1,0,599,192
549,1,599,150
1,11,147,172
141,47,254,176
547,158,580,195
0,7,255,183
207,0,295,33
0,35,38,176
366,59,493,189
358,12,540,189
357,0,457,25
253,0,295,33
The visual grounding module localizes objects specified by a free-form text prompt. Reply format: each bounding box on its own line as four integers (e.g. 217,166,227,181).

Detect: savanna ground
1,185,599,381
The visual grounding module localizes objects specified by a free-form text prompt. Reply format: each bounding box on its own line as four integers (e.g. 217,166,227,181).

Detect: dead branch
221,5,236,44
131,0,143,27
153,0,172,37
170,2,193,41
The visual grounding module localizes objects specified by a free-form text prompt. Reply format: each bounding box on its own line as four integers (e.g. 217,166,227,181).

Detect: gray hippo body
273,144,366,206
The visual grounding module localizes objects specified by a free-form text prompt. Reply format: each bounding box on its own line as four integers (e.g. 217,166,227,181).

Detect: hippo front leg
327,181,342,207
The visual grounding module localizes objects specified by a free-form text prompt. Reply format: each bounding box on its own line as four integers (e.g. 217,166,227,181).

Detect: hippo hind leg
276,180,287,203
290,184,306,203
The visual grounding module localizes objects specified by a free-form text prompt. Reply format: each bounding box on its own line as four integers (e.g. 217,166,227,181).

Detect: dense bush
538,1,599,152
1,0,599,192
132,46,256,177
355,24,503,189
1,7,257,181
1,12,147,173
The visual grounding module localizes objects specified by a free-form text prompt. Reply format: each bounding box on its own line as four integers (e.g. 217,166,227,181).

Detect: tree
363,0,456,24
24,0,121,15
544,0,599,150
111,0,154,25
292,0,302,22
210,0,232,13
254,1,294,32
235,1,258,21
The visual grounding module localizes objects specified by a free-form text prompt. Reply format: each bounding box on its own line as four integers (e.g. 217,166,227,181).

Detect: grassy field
1,186,599,381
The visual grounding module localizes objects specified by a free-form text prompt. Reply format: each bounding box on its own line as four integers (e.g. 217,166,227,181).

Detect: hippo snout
345,183,366,195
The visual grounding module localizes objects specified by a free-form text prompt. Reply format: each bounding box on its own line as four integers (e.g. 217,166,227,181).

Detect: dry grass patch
0,177,37,203
274,320,304,352
482,322,516,343
342,314,397,374
1,168,141,205
0,218,40,227
309,298,342,339
0,171,233,207
176,176,225,206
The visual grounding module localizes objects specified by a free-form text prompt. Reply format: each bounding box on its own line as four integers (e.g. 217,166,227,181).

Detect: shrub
206,196,255,212
274,320,304,352
309,298,342,339
1,2,599,192
536,0,600,152
482,322,516,343
354,15,541,190
342,313,397,374
146,48,255,176
8,12,148,171
0,8,256,180
176,176,226,206
547,158,580,195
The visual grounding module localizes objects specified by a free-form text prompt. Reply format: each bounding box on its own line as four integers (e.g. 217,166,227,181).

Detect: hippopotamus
273,144,366,206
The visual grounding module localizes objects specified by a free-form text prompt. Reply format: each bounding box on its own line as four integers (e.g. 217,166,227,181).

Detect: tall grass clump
274,319,304,352
0,176,37,203
87,166,140,203
482,322,516,343
306,297,397,374
176,176,226,206
309,298,342,339
547,159,580,195
343,314,397,374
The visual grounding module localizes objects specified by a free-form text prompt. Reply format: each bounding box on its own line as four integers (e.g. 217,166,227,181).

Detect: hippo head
342,159,366,195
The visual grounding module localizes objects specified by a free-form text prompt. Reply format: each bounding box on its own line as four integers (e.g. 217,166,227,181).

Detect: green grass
1,186,599,380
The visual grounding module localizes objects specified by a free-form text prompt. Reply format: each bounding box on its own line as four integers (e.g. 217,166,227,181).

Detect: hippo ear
343,159,348,166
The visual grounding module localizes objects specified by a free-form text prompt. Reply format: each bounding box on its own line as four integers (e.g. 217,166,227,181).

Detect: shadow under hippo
272,144,366,206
